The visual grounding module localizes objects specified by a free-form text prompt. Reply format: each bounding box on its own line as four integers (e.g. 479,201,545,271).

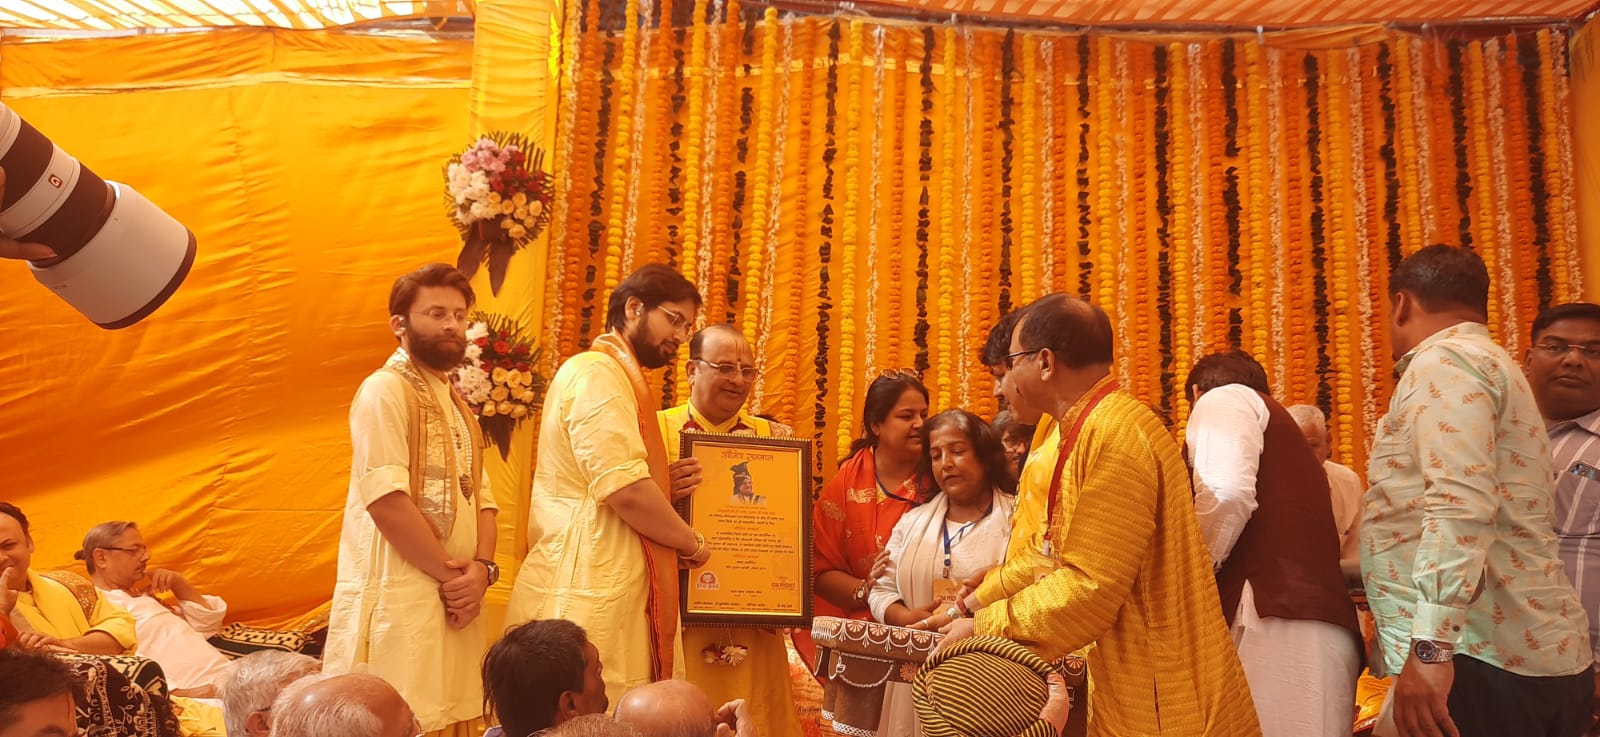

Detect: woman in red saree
796,372,931,670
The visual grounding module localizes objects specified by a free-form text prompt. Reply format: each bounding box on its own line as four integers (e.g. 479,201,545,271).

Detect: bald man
269,674,419,737
656,324,799,737
613,680,753,737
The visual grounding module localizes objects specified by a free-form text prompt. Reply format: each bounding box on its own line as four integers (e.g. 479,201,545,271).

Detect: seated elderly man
220,651,321,737
81,521,233,698
1,503,135,655
548,715,642,737
613,680,755,737
1285,405,1364,563
268,674,417,737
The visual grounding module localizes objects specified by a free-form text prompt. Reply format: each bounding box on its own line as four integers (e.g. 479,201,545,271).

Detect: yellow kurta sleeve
975,421,1158,660
564,358,652,501
349,370,412,508
87,590,138,652
975,421,1061,606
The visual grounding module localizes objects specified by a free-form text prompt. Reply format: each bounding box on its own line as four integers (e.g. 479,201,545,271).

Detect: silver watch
1411,639,1455,664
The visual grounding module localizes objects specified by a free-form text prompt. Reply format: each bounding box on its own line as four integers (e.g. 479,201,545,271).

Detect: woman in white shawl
868,409,1017,737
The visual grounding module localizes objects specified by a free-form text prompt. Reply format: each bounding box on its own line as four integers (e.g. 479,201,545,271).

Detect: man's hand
440,559,490,609
0,168,55,261
148,568,201,603
1393,653,1459,737
445,599,481,630
714,698,757,737
1039,672,1070,736
16,632,64,652
679,535,712,569
931,617,977,654
1,568,17,617
954,565,994,602
668,458,703,502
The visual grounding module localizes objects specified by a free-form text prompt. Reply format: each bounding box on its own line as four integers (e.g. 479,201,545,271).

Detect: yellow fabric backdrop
544,13,1585,482
0,27,473,627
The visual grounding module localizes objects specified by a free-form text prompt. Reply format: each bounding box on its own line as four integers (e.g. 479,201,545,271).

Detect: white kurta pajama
100,588,232,692
1185,385,1359,737
324,351,496,732
868,489,1016,737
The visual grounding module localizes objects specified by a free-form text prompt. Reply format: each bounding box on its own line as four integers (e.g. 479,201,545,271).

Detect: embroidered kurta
973,380,1260,737
870,489,1016,737
1361,322,1591,678
658,401,801,737
13,570,136,653
101,587,231,691
324,352,497,731
508,350,682,705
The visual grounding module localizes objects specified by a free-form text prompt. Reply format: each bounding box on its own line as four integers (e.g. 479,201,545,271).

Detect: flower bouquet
453,312,546,459
444,132,554,295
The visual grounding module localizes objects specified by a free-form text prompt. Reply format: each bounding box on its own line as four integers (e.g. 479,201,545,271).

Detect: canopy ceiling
0,0,1594,29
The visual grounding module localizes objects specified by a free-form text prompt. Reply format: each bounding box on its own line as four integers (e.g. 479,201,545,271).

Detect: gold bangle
686,530,706,559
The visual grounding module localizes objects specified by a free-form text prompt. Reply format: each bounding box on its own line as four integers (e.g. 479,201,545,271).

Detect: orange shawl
794,448,917,670
589,332,679,680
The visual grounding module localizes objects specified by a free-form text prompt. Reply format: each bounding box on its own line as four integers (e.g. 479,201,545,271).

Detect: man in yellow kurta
324,264,499,737
508,264,712,706
657,324,802,737
936,294,1261,737
1,502,136,655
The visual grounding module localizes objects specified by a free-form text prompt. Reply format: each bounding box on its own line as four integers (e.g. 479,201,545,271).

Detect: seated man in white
81,520,233,698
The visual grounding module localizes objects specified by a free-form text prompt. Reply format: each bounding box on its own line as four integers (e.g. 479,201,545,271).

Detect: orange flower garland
937,24,958,411
603,0,642,292
1244,41,1271,361
1325,49,1355,461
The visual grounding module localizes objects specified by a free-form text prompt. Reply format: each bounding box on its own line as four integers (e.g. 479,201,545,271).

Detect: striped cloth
912,636,1056,737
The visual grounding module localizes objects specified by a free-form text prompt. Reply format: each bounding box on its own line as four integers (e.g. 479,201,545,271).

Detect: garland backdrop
540,7,1583,484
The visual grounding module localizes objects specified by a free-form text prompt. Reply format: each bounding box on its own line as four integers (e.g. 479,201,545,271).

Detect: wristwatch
1411,639,1455,664
475,558,501,587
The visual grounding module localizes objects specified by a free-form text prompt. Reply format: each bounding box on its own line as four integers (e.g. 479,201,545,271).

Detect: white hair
1285,404,1327,434
267,673,384,737
221,651,321,737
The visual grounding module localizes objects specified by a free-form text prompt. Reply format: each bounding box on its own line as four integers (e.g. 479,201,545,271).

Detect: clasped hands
439,559,490,630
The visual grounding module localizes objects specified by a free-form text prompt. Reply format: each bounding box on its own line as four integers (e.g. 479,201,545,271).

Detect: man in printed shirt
1363,245,1592,737
1525,302,1600,720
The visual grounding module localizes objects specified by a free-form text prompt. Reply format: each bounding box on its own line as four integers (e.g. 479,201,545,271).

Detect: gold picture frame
678,431,815,627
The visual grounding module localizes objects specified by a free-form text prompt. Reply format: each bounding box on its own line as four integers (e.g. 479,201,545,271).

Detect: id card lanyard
1040,380,1119,558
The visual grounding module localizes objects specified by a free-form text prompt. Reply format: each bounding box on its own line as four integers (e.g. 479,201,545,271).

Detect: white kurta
868,489,1016,737
1186,384,1359,737
100,588,232,691
1323,461,1363,563
323,365,496,731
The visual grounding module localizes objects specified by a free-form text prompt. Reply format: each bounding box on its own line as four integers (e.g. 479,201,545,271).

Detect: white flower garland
1347,46,1379,451
1040,39,1056,293
1485,40,1519,352
1187,42,1206,355
865,24,886,384
1115,40,1133,387
622,0,656,272
1267,47,1288,393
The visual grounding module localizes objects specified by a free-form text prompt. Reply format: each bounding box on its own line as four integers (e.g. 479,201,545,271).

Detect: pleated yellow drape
464,0,563,637
0,27,473,627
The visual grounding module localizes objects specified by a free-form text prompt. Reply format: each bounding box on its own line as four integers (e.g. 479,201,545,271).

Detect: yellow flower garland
1017,35,1040,306
937,24,958,410
1245,41,1271,361
742,7,780,340
836,20,863,457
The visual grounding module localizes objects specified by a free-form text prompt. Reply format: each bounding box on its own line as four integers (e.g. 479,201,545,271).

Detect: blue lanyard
941,504,991,578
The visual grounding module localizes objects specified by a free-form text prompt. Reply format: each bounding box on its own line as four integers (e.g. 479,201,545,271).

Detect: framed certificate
678,431,814,627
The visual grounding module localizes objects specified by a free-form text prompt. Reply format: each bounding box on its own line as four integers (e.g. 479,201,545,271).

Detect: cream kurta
507,351,679,705
324,363,496,732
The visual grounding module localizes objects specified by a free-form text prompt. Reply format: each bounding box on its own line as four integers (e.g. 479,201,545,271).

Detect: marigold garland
1551,35,1582,300
545,21,1583,480
937,24,958,410
836,19,863,457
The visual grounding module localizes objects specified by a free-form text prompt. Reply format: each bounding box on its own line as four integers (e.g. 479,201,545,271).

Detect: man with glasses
325,263,499,736
1525,302,1600,724
81,520,233,699
654,323,800,737
509,264,713,706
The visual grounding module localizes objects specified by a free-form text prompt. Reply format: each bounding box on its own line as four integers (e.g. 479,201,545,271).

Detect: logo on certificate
696,571,720,590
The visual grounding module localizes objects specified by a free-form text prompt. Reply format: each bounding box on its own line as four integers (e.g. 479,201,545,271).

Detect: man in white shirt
1183,350,1362,737
1286,404,1364,564
80,520,233,698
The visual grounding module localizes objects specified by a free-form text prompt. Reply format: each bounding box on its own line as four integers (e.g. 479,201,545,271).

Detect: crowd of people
6,243,1600,737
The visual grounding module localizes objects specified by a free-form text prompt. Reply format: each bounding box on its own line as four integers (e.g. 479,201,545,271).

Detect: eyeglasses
411,308,470,325
101,545,148,556
877,367,922,380
694,359,760,380
1532,343,1600,361
653,306,692,335
1003,348,1043,370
